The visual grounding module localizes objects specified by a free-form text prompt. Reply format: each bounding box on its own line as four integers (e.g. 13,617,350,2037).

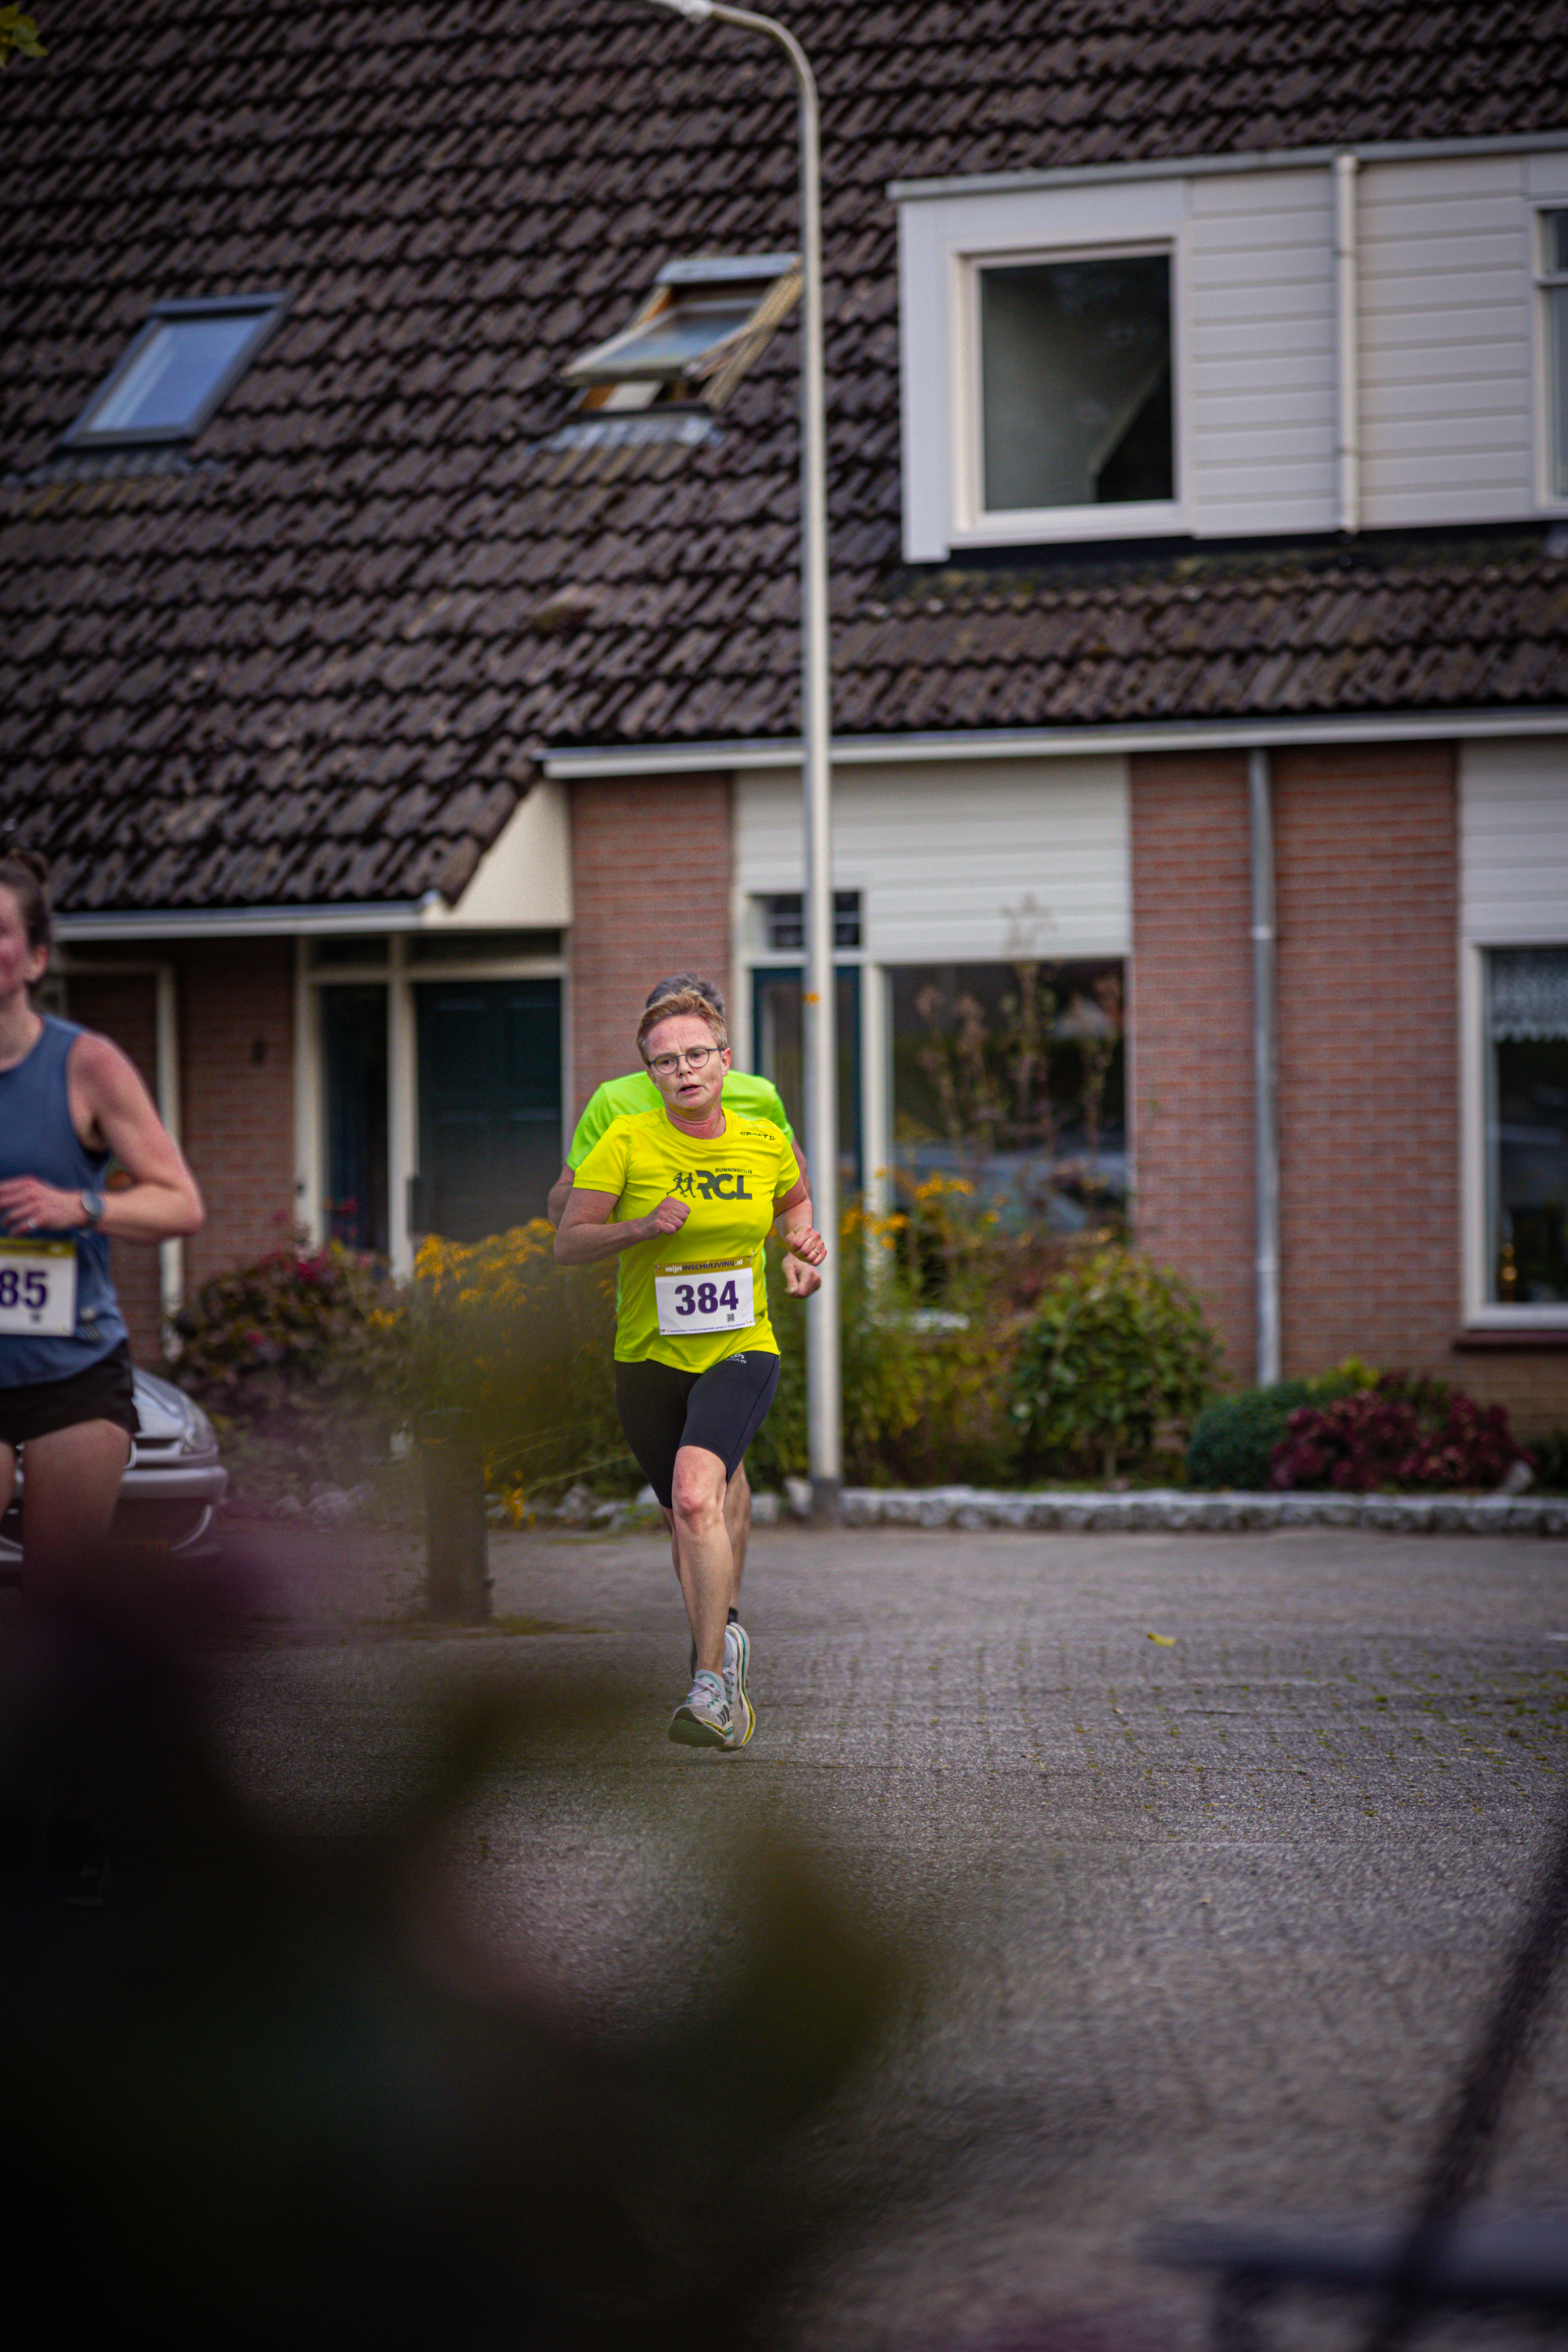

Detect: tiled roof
2,0,1566,913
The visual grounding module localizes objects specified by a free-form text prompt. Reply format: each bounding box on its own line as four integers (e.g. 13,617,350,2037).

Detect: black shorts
614,1352,781,1510
0,1339,139,1450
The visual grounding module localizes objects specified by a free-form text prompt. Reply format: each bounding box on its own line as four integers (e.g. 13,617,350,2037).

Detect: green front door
415,978,561,1240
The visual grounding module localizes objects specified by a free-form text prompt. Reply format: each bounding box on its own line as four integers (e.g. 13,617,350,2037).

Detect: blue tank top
0,1014,129,1385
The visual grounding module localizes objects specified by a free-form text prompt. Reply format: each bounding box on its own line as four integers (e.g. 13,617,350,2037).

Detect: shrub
1010,1247,1223,1482
391,1224,630,1515
1186,1359,1377,1490
747,1196,1020,1491
170,1240,401,1503
1269,1374,1531,1494
172,1226,636,1515
172,1240,395,1424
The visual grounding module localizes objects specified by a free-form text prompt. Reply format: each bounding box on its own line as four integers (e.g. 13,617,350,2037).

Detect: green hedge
1186,1361,1375,1490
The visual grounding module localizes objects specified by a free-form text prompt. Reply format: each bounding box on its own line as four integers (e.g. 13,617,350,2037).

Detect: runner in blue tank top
0,849,204,1583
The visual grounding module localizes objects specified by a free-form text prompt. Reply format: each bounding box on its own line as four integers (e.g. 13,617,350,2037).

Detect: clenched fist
642,1195,691,1241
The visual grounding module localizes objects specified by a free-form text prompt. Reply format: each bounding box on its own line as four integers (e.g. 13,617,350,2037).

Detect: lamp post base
810,1474,841,1526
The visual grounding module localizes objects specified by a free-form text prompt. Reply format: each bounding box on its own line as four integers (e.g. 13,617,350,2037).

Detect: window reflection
1490,946,1568,1304
891,959,1125,1232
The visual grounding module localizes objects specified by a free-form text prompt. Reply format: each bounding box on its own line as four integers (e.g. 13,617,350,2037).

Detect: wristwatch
79,1188,107,1229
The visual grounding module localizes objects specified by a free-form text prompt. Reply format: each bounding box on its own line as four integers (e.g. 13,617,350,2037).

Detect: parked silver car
0,1367,227,1571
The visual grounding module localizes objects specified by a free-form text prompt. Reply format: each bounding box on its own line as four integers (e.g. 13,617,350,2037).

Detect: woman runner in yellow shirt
554,987,826,1750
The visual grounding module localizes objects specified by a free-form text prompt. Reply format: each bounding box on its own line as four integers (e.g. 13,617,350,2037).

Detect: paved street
216,1523,1568,2350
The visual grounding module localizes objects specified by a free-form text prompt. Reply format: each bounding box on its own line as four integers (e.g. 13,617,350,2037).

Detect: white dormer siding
895,140,1568,561
1185,167,1338,537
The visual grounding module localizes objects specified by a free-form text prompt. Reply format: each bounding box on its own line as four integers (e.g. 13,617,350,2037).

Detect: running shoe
690,1604,740,1681
668,1668,737,1750
724,1618,754,1747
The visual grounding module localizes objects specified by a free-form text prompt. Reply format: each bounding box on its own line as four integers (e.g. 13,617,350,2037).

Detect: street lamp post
641,0,840,1519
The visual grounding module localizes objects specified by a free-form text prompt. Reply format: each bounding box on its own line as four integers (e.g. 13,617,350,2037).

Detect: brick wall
62,942,297,1351
61,970,164,1364
1131,742,1565,1439
176,941,296,1290
568,775,732,1117
1273,743,1460,1379
1128,750,1258,1377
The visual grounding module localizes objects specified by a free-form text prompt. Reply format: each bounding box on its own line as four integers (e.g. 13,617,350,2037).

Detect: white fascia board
55,898,436,942
888,129,1568,205
543,706,1568,779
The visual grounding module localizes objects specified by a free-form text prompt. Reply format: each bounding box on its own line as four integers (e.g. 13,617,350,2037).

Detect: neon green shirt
574,1108,801,1370
567,1069,793,1169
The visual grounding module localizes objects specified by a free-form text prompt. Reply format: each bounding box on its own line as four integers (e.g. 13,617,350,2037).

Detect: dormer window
976,252,1174,512
562,255,801,413
64,295,289,448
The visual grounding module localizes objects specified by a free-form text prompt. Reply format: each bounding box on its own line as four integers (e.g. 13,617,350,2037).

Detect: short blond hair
637,989,728,1061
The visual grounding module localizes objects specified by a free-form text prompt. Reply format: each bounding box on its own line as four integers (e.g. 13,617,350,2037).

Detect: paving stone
212,1521,1568,2350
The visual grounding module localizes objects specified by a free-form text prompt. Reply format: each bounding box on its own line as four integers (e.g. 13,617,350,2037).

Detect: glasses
648,1046,718,1077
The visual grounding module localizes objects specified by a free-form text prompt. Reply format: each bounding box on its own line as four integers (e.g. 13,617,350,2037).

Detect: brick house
2,0,1566,1432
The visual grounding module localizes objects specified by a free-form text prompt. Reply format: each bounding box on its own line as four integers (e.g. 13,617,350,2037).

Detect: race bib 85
0,1238,78,1338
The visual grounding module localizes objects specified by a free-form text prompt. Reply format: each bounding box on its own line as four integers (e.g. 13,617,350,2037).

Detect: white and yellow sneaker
724,1619,754,1747
668,1668,737,1749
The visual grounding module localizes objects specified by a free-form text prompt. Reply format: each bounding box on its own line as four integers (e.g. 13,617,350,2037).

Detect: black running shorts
0,1338,140,1450
614,1352,781,1509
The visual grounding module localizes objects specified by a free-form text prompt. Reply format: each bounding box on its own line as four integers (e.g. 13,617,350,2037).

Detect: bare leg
670,1443,732,1675
18,1419,132,1588
725,1459,750,1609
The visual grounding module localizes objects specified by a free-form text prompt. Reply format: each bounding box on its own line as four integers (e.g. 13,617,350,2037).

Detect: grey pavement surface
213,1522,1568,2350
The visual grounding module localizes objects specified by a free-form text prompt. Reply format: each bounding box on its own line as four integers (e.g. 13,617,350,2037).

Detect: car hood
132,1366,201,1444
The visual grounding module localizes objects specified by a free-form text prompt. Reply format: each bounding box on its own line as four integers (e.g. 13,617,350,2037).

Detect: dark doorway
321,984,390,1255
414,979,561,1240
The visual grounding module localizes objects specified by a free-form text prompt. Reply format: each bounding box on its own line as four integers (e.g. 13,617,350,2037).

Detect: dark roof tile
2,0,1566,906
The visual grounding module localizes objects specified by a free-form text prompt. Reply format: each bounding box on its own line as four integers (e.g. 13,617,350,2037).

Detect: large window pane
979,254,1173,511
751,966,861,1192
1489,946,1568,1304
322,984,389,1255
891,960,1125,1230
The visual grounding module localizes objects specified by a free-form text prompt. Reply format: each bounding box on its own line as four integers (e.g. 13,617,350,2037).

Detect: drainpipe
1334,151,1360,535
1249,748,1281,1386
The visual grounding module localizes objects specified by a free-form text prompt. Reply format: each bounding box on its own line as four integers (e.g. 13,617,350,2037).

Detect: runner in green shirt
546,973,818,1629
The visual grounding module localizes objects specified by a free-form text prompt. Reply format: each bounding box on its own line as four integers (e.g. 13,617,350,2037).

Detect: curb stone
827,1486,1568,1537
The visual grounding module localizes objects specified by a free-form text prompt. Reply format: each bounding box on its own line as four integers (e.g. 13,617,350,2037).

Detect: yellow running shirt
573,1107,801,1371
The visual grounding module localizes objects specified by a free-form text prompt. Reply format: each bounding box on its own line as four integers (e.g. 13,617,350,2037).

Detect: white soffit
421,780,573,929
1461,737,1568,944
735,756,1130,961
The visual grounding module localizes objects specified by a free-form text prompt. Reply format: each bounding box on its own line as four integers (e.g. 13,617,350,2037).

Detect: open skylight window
562,255,801,413
64,294,290,447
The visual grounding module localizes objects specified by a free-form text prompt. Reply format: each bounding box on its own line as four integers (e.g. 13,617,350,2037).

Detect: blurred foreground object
0,1558,896,2350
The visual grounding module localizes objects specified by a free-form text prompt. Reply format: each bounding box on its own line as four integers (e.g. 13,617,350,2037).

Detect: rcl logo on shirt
669,1171,753,1200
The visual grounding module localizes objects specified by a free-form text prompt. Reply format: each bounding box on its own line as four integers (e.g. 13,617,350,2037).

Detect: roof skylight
562,255,801,413
64,295,290,447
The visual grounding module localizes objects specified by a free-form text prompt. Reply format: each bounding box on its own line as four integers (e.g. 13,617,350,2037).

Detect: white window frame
1535,201,1568,509
898,176,1190,560
955,239,1184,544
295,934,568,1277
1461,936,1568,1330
